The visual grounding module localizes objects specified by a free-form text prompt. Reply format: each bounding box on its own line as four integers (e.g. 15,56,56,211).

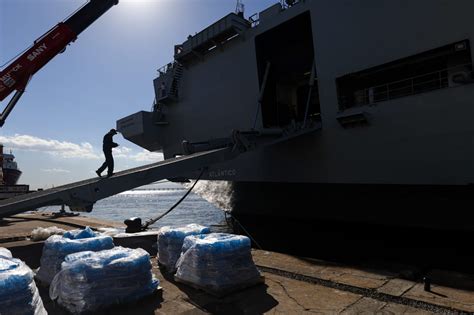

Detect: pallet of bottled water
50,246,160,314
36,226,114,285
157,224,210,273
0,247,48,315
175,233,263,297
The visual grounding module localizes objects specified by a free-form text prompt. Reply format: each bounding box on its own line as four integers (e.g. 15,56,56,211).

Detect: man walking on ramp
96,129,119,178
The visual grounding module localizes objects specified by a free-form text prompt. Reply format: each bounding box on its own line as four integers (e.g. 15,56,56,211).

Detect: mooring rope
228,214,263,250
142,168,205,229
141,170,264,251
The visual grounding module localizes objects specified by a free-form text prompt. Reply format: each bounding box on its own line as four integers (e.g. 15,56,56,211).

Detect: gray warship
118,0,474,231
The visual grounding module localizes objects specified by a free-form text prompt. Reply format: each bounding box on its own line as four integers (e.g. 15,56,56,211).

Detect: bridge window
337,40,473,109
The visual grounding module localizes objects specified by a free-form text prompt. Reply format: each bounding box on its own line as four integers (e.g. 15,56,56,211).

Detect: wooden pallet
49,286,163,313
174,275,265,298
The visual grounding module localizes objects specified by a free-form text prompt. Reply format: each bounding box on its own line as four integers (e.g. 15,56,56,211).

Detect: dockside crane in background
0,0,119,127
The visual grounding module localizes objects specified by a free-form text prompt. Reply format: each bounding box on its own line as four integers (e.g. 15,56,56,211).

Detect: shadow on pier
232,216,474,290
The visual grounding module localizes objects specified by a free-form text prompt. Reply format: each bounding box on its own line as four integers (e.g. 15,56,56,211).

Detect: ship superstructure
118,0,474,230
0,145,22,186
3,153,22,186
0,144,28,200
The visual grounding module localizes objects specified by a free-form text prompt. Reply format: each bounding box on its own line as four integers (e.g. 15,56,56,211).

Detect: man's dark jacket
103,132,118,152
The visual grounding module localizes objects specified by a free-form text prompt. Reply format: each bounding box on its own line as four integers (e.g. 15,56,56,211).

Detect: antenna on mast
235,0,245,17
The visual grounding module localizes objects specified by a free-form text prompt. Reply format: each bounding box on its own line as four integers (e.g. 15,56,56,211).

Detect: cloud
114,146,133,158
99,146,163,162
0,134,164,164
0,134,100,160
129,150,164,162
41,168,71,173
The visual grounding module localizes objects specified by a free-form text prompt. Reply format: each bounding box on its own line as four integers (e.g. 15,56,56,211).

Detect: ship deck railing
248,0,303,28
157,63,174,75
173,13,250,64
340,63,474,108
248,13,260,27
279,0,304,10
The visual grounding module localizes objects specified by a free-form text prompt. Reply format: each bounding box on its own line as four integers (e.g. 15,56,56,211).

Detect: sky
0,0,277,189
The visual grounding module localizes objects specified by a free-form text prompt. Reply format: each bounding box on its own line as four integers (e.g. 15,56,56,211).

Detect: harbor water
85,181,231,232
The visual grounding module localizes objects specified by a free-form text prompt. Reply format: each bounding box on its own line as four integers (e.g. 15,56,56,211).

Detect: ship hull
229,181,474,231
3,168,21,185
118,0,474,232
227,181,474,269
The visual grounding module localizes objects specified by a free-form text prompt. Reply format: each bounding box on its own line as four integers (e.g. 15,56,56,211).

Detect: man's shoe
107,173,114,178
96,170,102,178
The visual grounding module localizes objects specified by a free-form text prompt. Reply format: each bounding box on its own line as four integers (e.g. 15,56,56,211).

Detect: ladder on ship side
169,63,184,98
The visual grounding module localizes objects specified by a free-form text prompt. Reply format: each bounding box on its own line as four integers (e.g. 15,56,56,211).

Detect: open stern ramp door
0,148,234,218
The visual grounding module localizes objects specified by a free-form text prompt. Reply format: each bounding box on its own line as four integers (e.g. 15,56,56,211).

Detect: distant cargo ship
2,153,22,186
0,144,29,200
0,145,22,185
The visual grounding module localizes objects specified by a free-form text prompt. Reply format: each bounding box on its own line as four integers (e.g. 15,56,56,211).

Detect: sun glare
115,0,162,20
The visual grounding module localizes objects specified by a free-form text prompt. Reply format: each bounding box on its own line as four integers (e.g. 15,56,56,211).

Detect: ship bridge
152,12,250,106
174,13,250,65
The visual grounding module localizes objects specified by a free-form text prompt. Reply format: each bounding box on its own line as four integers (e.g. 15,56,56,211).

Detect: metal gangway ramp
0,124,323,218
0,147,235,218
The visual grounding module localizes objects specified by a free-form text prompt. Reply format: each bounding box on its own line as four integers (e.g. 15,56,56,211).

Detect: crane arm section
0,0,118,126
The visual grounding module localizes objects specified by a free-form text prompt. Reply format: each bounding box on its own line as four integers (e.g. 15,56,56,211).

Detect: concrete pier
1,213,473,314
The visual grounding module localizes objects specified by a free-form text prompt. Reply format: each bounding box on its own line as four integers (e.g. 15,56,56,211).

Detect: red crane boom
0,0,119,127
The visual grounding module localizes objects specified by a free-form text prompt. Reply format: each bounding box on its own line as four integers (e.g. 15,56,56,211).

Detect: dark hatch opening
255,11,320,129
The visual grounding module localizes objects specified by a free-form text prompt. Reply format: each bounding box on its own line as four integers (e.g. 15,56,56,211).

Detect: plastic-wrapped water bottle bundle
0,247,12,258
175,233,261,294
49,246,159,314
31,226,66,242
62,227,96,240
0,255,48,315
157,224,210,272
35,227,114,285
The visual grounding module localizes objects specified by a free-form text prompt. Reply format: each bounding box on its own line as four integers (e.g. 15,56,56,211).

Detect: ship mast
235,0,245,17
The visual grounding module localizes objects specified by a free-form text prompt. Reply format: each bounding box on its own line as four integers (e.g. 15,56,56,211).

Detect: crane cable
0,48,29,69
1,0,89,70
141,168,205,229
